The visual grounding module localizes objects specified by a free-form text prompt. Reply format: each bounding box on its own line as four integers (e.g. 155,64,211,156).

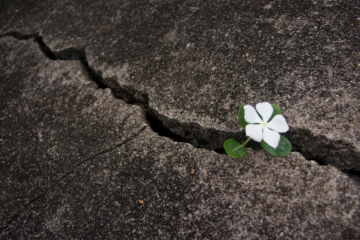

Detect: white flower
244,102,289,149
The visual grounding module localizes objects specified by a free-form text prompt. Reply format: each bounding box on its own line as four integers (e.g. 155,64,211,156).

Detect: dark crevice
342,169,360,183
146,108,185,143
0,31,37,40
55,46,108,89
34,36,57,60
3,31,360,177
300,156,327,166
290,140,360,178
290,143,327,165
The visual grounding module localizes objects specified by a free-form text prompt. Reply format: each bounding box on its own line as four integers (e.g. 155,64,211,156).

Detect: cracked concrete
0,31,244,154
0,37,146,234
1,0,360,170
1,0,360,239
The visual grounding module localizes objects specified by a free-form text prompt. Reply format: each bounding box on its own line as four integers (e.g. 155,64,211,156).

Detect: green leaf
269,104,281,122
260,135,292,157
224,139,247,158
238,104,248,129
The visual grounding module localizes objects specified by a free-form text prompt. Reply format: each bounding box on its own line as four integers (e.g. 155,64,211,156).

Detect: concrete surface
1,0,360,170
1,0,360,239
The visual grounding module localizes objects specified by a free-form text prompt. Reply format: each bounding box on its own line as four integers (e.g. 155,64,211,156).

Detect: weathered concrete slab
1,0,360,170
0,37,146,233
1,36,360,239
4,127,360,239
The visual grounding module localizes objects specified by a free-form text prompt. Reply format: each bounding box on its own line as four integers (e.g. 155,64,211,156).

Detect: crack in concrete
27,126,147,205
1,31,360,177
0,126,147,233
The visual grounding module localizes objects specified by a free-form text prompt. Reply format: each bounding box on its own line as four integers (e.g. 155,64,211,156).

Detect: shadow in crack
290,143,327,166
341,169,360,189
146,109,185,143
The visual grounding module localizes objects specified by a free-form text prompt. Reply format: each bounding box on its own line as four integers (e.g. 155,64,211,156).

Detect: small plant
224,102,291,158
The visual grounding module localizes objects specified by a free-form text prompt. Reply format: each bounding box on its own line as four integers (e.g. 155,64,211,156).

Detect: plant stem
242,137,251,147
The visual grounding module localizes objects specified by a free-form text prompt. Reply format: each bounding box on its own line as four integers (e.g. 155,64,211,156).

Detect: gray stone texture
1,0,360,170
1,0,360,239
0,38,146,237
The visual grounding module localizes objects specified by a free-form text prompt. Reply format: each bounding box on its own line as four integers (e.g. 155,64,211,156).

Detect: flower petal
244,105,262,124
256,102,273,123
245,124,263,142
267,114,289,133
263,127,280,149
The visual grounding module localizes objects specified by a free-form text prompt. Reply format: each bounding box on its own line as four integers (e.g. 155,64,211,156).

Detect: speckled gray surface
1,0,360,170
0,38,146,237
1,0,360,239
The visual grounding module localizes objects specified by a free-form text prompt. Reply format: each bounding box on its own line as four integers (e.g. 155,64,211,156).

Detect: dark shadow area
146,109,185,143
35,36,57,60
0,31,37,40
291,143,327,165
342,169,360,181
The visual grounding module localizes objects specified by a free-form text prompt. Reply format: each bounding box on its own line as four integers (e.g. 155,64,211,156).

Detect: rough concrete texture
1,38,360,240
1,0,360,170
1,0,360,239
0,38,146,237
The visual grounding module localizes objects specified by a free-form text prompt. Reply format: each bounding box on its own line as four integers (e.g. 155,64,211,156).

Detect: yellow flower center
262,122,267,126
